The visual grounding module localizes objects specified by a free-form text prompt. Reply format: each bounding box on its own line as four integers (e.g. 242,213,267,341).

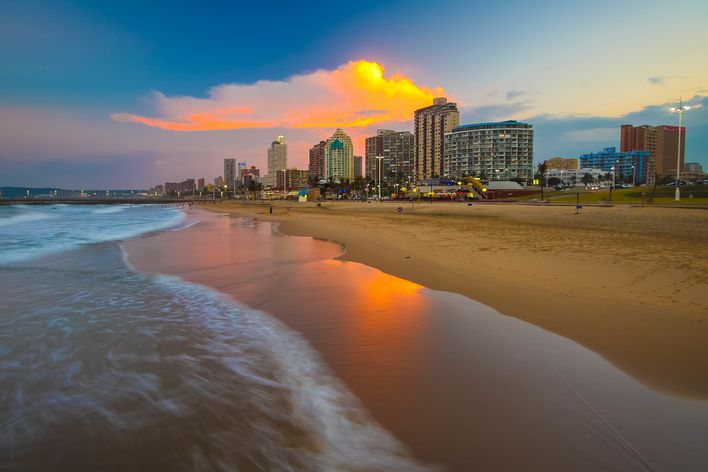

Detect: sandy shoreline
200,200,708,399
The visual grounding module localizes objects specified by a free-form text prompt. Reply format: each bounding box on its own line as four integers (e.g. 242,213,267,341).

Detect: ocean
0,205,431,471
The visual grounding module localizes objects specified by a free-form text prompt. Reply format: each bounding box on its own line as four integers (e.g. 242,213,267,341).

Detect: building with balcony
414,97,459,181
324,129,354,180
266,136,288,187
444,121,533,181
365,129,415,184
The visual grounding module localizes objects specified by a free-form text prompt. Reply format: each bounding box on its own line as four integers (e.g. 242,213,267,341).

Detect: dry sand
203,200,708,399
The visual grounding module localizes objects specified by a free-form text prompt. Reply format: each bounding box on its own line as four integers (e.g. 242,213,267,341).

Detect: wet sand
125,210,708,471
202,201,708,400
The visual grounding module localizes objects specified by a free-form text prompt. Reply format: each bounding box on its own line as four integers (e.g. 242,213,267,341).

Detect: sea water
0,205,431,470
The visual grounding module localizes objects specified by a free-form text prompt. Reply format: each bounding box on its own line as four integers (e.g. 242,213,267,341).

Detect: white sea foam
92,205,130,214
153,274,438,471
0,210,52,227
0,205,186,264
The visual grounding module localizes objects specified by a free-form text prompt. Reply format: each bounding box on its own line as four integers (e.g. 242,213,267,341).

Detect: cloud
506,90,526,100
648,76,666,85
111,60,444,131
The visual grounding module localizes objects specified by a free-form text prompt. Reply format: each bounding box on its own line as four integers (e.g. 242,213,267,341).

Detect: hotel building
414,97,459,181
308,141,326,180
365,129,415,184
224,159,237,189
620,124,685,177
444,121,534,181
323,129,354,180
266,136,288,187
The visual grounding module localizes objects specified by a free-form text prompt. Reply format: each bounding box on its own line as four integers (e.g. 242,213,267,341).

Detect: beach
3,203,708,471
122,208,708,471
203,201,708,399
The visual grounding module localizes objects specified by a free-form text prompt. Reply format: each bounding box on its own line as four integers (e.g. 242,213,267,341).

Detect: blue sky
1,0,707,187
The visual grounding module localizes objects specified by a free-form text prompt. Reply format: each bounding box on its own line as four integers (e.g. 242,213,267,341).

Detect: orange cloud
111,60,445,131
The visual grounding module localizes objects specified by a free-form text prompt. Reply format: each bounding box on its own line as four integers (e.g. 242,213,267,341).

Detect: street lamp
670,100,691,201
375,155,384,201
631,164,636,187
609,167,614,201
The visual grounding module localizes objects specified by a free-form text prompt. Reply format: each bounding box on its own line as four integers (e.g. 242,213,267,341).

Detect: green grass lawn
507,186,708,205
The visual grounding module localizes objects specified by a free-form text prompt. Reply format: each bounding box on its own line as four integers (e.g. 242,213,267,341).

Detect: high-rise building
444,121,534,181
365,129,415,184
197,178,205,190
308,141,326,180
579,147,651,184
266,136,288,187
353,156,363,179
620,124,685,176
224,159,237,189
414,97,459,181
324,129,354,180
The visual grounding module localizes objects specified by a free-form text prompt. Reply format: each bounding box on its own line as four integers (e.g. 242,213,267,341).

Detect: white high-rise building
324,129,354,180
266,136,287,187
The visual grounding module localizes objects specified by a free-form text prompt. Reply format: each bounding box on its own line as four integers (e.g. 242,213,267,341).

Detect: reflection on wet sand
125,211,708,471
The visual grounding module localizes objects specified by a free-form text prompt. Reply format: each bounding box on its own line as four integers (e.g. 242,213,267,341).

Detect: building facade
276,169,309,189
266,135,288,187
323,129,354,180
620,124,685,176
578,147,651,184
685,162,703,173
414,97,459,181
543,157,578,171
444,121,534,181
365,129,415,184
308,141,326,180
353,156,363,179
224,159,237,189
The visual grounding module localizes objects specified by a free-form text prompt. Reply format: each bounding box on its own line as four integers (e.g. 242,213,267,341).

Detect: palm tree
581,172,593,187
536,162,547,179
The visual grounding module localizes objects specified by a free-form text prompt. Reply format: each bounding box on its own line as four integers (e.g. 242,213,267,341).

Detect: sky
1,0,707,188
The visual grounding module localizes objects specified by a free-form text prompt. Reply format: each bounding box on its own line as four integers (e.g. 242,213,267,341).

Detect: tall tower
323,129,354,180
414,97,459,181
266,135,287,187
308,141,326,180
223,158,236,189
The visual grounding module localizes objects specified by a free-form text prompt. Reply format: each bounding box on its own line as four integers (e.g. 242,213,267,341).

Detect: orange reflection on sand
320,259,431,369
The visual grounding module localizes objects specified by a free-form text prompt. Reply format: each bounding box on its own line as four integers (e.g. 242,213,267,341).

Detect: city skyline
1,0,707,187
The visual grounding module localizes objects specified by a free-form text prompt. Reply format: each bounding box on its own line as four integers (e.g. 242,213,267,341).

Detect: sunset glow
110,61,444,131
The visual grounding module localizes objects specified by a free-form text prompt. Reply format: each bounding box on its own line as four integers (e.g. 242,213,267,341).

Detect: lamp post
282,169,287,200
631,165,636,187
375,155,383,201
609,167,614,201
670,100,690,201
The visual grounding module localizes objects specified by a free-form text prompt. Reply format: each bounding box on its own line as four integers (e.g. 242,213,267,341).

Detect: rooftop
452,120,532,132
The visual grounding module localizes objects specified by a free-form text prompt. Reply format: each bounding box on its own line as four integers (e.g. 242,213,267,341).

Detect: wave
153,275,438,471
0,210,52,227
0,206,186,264
92,205,130,214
